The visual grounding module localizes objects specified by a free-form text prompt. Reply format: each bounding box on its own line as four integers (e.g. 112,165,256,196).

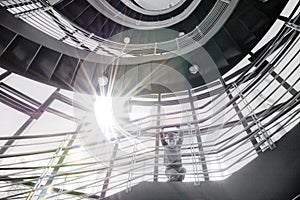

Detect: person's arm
176,128,184,146
160,131,168,146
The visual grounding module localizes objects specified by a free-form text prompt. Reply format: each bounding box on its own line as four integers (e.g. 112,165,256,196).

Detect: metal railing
0,0,236,57
0,1,299,199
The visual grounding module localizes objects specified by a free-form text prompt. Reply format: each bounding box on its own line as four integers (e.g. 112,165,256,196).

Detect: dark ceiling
0,0,288,94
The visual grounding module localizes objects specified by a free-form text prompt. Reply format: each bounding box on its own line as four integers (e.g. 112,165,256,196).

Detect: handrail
120,0,186,16
0,1,299,199
88,0,200,29
0,0,237,59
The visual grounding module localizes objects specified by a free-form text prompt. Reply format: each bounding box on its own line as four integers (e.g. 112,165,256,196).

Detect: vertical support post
127,124,140,192
187,114,200,185
219,78,262,153
38,124,84,197
153,93,161,182
233,82,276,151
27,133,70,200
187,90,209,181
196,26,204,37
175,38,180,50
100,141,119,198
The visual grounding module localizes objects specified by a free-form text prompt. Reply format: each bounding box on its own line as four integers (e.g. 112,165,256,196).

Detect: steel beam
220,78,262,153
154,94,160,182
188,89,209,181
100,142,119,198
0,89,59,155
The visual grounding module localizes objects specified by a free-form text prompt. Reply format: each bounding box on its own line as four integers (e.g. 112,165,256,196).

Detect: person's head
167,132,176,147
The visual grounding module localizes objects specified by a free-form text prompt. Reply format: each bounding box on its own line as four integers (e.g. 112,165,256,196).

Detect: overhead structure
0,0,299,199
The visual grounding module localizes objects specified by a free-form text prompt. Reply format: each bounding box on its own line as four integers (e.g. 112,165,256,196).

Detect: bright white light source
94,96,116,139
179,31,185,37
98,76,108,86
124,37,131,44
189,64,200,74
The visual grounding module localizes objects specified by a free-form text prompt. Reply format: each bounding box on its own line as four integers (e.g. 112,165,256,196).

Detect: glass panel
59,89,75,99
50,99,75,119
4,74,56,102
0,103,30,146
25,111,76,134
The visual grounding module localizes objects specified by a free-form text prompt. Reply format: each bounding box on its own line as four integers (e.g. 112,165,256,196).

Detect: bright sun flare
94,96,116,139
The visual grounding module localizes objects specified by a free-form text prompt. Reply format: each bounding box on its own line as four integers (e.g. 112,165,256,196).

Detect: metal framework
0,1,299,199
